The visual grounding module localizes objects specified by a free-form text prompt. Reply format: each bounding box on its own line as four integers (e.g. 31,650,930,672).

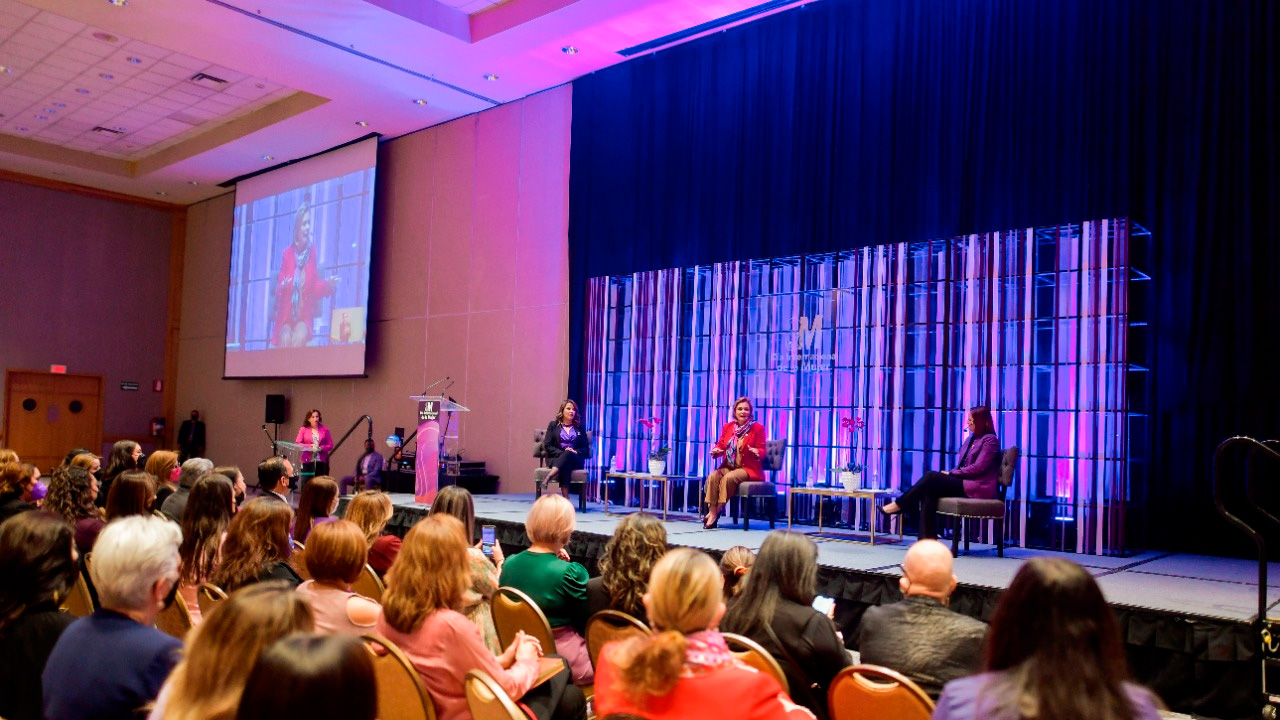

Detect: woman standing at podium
295,409,334,478
541,400,590,498
703,397,766,529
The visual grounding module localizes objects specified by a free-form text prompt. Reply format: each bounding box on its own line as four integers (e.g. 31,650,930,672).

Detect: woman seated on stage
932,557,1162,720
177,474,235,624
541,400,589,497
586,512,667,624
343,491,401,576
295,409,334,477
500,495,593,685
211,498,301,592
595,547,814,720
881,406,1001,539
293,475,339,544
377,514,586,720
296,520,380,637
429,486,504,653
703,397,766,529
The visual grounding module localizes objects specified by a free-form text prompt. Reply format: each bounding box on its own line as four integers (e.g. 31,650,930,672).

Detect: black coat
855,595,988,699
542,421,590,459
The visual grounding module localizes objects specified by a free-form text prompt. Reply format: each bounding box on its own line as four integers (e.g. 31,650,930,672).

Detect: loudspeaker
264,394,286,425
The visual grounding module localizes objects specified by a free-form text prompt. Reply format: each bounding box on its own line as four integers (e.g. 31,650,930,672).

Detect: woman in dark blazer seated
882,405,1000,539
541,400,589,498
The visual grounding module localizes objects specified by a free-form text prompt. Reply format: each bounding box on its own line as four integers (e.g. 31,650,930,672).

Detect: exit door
3,370,103,473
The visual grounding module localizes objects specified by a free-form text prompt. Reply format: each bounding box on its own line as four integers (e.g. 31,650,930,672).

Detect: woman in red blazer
882,406,1001,539
703,397,767,529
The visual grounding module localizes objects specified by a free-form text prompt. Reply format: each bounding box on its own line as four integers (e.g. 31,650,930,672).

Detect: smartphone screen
812,595,835,616
481,525,496,556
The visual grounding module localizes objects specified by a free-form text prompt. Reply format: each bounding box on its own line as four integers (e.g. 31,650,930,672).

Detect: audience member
146,451,181,511
933,558,1163,720
293,475,339,544
256,457,293,504
0,462,38,523
344,490,401,575
69,452,101,478
855,539,986,698
235,634,376,720
720,545,755,599
97,440,143,509
45,465,105,554
340,438,384,495
296,520,380,636
595,547,814,720
152,582,314,720
177,474,235,623
586,512,667,623
500,494,593,684
105,470,157,521
210,497,301,592
0,448,18,464
43,516,183,720
161,458,214,524
377,514,585,720
60,448,92,468
429,486,503,652
721,531,850,720
211,466,248,510
0,512,79,720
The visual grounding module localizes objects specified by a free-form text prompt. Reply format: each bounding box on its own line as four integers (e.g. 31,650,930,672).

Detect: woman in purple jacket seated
881,406,999,539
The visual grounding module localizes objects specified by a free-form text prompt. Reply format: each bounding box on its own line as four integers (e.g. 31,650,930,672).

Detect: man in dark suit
856,539,987,699
257,456,294,504
177,410,206,462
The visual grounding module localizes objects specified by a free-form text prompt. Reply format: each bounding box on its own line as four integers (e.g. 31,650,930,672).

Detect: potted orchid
836,416,866,491
638,416,669,475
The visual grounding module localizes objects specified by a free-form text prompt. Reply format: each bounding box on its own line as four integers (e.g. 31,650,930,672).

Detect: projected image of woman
273,201,337,348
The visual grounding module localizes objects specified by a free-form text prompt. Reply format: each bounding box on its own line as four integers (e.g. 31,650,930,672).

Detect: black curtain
568,0,1279,557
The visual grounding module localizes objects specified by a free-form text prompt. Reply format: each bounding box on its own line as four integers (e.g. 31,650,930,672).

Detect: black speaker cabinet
264,394,286,425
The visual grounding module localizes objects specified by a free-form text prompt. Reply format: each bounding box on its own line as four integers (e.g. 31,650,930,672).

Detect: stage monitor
224,137,378,378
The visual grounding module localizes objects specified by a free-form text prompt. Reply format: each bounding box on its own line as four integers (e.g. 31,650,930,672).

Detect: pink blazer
950,433,1001,499
295,425,334,464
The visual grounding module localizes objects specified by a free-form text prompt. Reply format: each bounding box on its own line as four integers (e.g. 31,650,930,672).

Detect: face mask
287,474,299,491
161,577,180,610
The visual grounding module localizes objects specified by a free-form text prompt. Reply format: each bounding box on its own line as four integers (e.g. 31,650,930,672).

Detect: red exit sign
50,364,67,374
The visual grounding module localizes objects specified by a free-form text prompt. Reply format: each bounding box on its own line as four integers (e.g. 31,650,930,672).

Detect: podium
409,394,469,504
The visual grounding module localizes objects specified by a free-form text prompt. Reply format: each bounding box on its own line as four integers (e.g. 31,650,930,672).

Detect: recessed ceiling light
0,66,13,75
42,108,56,114
254,82,266,89
53,102,66,108
262,155,274,161
562,46,579,55
113,126,126,132
355,120,368,127
483,73,499,81
99,72,115,80
127,56,142,64
156,191,168,196
34,115,47,120
17,126,28,132
76,88,90,95
188,181,200,185
413,98,428,106
106,0,128,7
92,31,119,42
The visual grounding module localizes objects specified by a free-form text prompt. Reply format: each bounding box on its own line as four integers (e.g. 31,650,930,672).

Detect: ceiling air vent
189,72,228,89
92,126,124,135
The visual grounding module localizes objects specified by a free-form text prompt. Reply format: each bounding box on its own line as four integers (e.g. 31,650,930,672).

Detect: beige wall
175,86,572,491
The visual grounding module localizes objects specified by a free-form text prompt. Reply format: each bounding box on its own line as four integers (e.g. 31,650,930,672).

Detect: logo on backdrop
773,313,835,372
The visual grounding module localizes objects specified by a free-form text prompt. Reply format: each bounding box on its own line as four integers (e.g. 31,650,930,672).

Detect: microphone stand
261,424,279,456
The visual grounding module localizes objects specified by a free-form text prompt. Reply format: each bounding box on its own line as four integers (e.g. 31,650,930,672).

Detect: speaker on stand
264,394,286,452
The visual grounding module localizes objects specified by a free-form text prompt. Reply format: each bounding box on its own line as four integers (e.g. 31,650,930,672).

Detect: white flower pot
648,459,666,476
840,470,861,492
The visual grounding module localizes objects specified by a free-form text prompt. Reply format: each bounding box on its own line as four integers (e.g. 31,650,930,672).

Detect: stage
353,492,1262,719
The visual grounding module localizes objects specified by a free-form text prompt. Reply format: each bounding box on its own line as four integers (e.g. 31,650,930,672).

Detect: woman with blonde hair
376,515,585,720
586,512,667,623
210,498,300,591
595,548,814,719
153,582,314,719
296,520,380,636
146,450,181,511
293,475,338,544
719,545,755,598
500,494,593,684
343,490,401,575
703,397,767,529
429,485,503,652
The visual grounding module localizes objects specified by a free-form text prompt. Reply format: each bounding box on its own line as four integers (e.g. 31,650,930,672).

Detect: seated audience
500,494,593,684
855,539,986,698
586,512,667,624
106,470,157,521
43,516,183,720
296,520,380,636
722,531,850,720
933,557,1163,720
256,457,294,504
235,634,376,720
212,466,248,511
152,582,314,719
210,497,301,592
97,440,143,509
45,465,105,554
0,448,17,464
595,547,814,720
177,474,236,623
344,490,401,575
0,462,39,523
162,458,214,524
429,486,503,652
340,438,384,495
69,451,102,478
720,545,755,599
0,512,79,720
146,451,181,512
377,514,586,720
293,475,339,544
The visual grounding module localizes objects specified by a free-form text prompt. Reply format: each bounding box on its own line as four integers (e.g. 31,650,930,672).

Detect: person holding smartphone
429,486,504,653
